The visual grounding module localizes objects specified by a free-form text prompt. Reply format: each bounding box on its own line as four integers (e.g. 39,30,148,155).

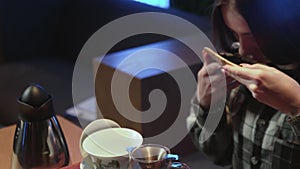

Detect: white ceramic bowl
82,127,143,169
79,118,121,157
83,127,143,157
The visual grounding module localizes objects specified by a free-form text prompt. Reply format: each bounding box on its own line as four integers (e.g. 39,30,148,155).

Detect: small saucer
79,161,97,169
79,162,85,169
80,159,102,169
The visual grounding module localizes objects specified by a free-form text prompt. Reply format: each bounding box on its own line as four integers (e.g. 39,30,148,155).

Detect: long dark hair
211,0,235,53
212,0,300,65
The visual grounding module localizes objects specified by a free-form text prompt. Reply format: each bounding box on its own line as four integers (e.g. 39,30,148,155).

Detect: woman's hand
197,50,239,110
223,63,300,117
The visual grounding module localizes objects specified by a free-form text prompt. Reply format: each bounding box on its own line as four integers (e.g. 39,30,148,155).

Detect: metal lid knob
20,83,50,107
18,83,54,121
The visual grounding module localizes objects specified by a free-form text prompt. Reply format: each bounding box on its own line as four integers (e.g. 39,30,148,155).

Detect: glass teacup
128,144,179,169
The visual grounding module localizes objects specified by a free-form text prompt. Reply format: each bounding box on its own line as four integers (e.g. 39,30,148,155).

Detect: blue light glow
133,0,170,9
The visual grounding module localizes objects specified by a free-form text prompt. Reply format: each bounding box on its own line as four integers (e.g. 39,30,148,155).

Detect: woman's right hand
197,50,239,110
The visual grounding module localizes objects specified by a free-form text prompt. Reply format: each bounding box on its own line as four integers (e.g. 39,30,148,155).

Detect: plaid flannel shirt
187,85,300,169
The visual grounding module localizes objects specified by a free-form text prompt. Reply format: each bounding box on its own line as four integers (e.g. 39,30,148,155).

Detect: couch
0,0,211,126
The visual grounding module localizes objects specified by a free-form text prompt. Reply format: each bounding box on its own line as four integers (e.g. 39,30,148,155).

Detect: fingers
223,64,256,80
199,62,223,79
223,64,262,93
226,77,239,89
240,63,269,70
202,49,216,66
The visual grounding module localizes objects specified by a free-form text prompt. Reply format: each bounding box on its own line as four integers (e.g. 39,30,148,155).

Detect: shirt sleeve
186,94,208,131
186,94,233,166
287,114,300,142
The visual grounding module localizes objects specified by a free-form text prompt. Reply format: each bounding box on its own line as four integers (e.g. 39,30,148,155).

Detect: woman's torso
227,86,300,169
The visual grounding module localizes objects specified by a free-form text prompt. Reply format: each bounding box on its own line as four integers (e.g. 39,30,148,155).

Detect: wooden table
0,116,83,169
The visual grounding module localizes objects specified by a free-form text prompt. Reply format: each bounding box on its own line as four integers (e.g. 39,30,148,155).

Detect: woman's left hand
223,63,300,117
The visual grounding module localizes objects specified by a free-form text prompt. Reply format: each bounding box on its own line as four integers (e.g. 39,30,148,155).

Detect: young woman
187,0,300,168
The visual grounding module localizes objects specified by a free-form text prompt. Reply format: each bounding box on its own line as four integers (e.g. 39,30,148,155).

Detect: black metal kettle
11,84,70,169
